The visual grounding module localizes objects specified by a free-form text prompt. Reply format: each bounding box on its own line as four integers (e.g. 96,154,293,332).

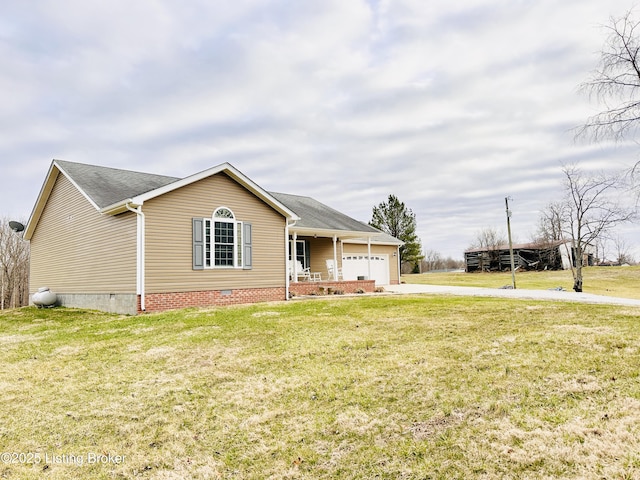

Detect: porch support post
332,235,338,280
367,236,372,281
292,232,298,282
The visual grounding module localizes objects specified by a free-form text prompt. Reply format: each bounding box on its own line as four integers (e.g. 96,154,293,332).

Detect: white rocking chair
290,261,310,281
290,261,321,281
326,259,343,280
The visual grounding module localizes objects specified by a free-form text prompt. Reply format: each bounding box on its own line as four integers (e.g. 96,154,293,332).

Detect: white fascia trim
289,227,385,239
26,160,102,239
25,161,60,239
129,162,299,221
343,238,404,246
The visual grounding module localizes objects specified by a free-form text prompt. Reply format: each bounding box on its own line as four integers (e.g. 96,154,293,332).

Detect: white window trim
205,207,244,269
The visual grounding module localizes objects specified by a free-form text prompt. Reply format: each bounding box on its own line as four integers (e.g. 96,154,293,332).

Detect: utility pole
505,197,516,289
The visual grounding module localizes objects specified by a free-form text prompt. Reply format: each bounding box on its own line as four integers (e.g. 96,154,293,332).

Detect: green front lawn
404,265,640,299
1,296,640,478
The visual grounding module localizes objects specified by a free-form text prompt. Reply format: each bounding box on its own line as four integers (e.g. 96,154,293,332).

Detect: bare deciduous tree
577,11,640,143
534,201,567,244
420,250,464,272
470,227,506,251
577,9,640,201
0,218,30,309
560,164,635,292
611,234,637,265
422,249,442,272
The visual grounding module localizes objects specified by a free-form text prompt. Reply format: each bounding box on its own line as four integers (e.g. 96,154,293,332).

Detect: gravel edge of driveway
383,284,640,307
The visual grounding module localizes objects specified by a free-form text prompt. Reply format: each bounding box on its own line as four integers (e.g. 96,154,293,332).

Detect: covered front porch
287,229,386,296
288,230,381,276
272,191,402,298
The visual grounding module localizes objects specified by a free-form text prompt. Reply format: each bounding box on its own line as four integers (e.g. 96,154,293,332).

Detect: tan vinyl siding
342,243,400,284
143,172,286,293
306,238,335,278
29,174,137,294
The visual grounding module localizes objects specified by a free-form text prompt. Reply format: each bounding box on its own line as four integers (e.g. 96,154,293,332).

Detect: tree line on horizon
0,218,29,309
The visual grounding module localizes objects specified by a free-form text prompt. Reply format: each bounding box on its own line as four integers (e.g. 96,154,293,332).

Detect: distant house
464,240,596,273
25,160,402,314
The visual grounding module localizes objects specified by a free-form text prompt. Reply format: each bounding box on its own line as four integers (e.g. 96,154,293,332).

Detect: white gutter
125,203,146,312
289,226,384,239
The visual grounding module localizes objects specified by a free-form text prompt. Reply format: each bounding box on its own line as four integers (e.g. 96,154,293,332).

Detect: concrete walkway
382,283,640,307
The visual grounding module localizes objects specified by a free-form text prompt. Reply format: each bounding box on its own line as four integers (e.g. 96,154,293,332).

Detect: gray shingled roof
270,192,380,234
56,160,180,209
55,160,385,236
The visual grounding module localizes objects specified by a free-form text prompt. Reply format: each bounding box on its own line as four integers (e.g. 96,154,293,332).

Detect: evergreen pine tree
370,195,423,272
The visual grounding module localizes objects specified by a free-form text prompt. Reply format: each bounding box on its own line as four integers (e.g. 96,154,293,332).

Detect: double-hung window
208,208,235,267
193,208,252,270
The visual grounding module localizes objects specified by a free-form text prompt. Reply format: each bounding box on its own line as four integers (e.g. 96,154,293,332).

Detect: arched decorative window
214,207,234,219
211,207,235,267
193,207,252,270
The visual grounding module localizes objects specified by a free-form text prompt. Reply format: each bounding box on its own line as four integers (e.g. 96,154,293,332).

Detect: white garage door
342,254,389,285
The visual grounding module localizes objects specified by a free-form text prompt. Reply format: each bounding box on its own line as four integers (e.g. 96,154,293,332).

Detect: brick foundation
136,280,377,313
140,287,287,313
289,280,376,297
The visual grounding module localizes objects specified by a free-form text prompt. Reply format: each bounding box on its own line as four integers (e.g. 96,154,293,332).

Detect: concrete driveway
383,283,640,307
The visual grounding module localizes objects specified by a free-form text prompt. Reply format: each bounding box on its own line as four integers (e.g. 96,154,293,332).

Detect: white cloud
1,0,639,258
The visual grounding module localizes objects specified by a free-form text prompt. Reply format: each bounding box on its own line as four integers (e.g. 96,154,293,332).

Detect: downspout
286,219,297,300
125,203,146,312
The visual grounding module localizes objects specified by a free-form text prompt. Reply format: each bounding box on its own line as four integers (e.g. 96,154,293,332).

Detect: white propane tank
33,287,57,308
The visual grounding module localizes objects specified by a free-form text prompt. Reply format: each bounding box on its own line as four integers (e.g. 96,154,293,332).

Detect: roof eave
344,237,405,246
25,160,102,239
290,226,386,239
100,199,142,216
24,161,62,240
132,162,299,220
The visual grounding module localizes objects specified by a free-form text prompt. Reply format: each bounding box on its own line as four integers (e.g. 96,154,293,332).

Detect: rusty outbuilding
464,240,595,273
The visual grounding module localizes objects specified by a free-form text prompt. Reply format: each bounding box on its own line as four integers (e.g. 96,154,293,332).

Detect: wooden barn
464,240,595,273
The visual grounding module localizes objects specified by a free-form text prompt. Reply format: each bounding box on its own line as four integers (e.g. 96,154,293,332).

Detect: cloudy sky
2,0,639,260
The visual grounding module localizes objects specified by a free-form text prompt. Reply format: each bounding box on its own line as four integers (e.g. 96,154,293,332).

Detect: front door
290,239,310,269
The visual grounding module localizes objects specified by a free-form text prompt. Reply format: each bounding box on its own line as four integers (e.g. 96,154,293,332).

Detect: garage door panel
342,255,389,284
